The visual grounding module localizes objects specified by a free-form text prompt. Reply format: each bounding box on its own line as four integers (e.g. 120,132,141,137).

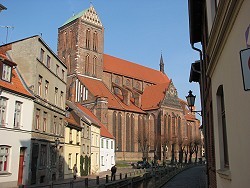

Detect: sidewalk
27,167,145,188
161,165,207,188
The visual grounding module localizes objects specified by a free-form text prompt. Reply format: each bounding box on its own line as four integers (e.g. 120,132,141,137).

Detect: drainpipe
191,43,209,184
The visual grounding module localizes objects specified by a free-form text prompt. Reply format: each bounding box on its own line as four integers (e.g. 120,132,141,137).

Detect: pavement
27,167,145,188
161,165,207,188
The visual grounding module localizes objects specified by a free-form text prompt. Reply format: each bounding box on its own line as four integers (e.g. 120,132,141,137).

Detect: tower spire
160,53,165,74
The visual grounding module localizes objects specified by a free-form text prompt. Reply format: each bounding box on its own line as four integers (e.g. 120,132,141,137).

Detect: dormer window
2,64,11,82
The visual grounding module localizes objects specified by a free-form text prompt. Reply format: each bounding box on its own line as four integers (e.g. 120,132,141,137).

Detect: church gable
161,80,182,109
81,5,103,27
62,5,102,27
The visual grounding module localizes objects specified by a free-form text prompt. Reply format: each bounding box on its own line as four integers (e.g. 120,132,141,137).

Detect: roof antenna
90,1,93,6
40,33,42,37
72,11,75,16
0,25,14,44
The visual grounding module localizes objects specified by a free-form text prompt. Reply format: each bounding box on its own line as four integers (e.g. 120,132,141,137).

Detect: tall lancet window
93,31,98,52
86,29,91,49
85,55,90,75
93,56,97,77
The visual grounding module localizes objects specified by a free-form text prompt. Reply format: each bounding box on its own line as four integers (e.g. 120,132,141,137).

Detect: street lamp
186,90,201,116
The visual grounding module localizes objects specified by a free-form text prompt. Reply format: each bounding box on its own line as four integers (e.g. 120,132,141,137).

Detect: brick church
57,5,200,161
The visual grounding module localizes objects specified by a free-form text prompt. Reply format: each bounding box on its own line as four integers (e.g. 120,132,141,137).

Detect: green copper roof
62,9,87,26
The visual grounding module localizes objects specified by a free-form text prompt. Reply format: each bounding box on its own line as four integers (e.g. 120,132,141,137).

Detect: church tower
160,53,165,74
58,5,104,79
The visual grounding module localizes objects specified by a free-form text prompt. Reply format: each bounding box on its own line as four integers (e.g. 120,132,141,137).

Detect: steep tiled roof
75,103,114,139
0,54,33,98
77,75,123,110
65,111,81,128
115,94,145,113
141,82,170,110
103,54,170,84
77,75,145,113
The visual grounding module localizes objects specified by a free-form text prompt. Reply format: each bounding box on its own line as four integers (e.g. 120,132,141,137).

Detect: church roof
75,103,114,139
62,5,102,27
77,75,123,110
103,54,170,84
77,75,145,113
141,82,170,110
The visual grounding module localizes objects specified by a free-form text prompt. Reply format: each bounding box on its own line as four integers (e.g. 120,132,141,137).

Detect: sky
0,0,201,116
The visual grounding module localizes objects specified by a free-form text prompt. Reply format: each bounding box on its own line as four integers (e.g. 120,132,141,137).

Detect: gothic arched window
86,29,91,49
168,115,171,139
93,31,98,52
93,56,97,76
117,112,122,151
178,116,182,139
85,54,90,74
131,114,135,152
126,113,131,151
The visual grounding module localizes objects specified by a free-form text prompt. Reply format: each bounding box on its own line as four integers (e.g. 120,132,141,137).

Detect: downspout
191,43,209,184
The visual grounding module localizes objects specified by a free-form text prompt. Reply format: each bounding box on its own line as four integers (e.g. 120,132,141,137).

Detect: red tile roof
77,75,123,110
65,111,81,128
77,75,145,113
75,103,114,139
141,82,170,110
0,54,33,98
103,54,170,84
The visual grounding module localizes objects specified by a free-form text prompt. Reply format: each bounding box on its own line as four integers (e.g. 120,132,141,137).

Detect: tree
183,142,189,164
161,131,172,166
193,137,202,163
138,138,149,161
80,155,91,176
171,137,177,164
188,140,195,163
178,139,186,164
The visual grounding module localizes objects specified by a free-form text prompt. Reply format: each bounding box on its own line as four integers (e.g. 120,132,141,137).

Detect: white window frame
2,64,11,82
0,146,10,173
0,97,8,127
101,156,104,166
14,101,22,128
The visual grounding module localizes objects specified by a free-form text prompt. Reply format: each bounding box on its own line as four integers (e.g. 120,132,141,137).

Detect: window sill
217,168,231,180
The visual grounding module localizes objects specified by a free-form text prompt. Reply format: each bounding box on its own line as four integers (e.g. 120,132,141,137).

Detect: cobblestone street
161,165,207,188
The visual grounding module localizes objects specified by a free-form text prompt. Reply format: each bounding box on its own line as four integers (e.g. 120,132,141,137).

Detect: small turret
160,53,165,74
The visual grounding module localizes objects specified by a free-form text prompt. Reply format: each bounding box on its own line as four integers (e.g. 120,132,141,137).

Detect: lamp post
186,90,201,116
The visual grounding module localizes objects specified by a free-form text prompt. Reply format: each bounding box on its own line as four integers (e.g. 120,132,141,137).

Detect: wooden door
18,147,26,185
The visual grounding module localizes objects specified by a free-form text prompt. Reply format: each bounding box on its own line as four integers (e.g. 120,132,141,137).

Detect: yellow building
89,123,100,174
64,110,82,179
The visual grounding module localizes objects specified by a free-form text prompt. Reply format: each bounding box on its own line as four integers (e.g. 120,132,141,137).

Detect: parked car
132,161,151,169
